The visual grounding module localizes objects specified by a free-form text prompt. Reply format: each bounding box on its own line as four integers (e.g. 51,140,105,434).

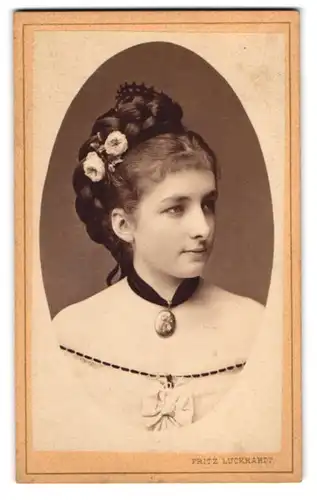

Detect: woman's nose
187,208,213,240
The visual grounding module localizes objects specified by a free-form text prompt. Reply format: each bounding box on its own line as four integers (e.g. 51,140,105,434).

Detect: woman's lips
183,247,208,258
184,247,207,253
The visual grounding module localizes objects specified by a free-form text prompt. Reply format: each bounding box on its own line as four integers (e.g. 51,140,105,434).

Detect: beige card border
14,9,301,483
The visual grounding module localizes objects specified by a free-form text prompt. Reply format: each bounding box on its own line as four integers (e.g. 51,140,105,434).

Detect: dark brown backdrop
40,42,274,319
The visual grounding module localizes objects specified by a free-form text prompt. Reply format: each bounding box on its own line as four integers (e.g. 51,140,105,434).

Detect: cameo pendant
155,306,176,338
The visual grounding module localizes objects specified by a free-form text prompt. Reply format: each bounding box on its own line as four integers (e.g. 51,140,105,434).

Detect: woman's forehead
163,170,216,193
142,169,217,202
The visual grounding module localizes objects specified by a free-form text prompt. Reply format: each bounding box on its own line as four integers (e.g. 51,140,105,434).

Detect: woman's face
131,168,217,280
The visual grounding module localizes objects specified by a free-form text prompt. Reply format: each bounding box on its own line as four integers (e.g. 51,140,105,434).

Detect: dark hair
73,83,218,286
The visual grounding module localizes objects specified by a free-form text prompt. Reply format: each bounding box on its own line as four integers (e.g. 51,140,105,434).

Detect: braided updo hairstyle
73,82,218,286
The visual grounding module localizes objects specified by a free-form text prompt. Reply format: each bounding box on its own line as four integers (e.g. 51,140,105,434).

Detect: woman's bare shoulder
213,285,265,315
201,280,265,317
198,281,265,358
51,279,128,349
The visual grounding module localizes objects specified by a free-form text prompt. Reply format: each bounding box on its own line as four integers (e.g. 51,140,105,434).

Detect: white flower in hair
83,151,106,182
104,131,128,157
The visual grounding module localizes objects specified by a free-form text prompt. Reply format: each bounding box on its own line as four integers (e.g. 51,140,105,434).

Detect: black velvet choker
127,266,201,338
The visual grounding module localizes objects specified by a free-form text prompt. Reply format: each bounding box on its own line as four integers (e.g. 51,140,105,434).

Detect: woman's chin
175,262,206,279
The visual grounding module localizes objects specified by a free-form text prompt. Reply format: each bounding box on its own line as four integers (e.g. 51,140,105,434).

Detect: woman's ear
111,208,135,244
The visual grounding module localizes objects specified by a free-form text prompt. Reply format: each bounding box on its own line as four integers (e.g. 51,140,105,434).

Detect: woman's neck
132,259,183,302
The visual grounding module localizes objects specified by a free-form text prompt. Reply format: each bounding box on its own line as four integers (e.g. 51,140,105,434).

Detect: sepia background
39,41,274,318
30,28,286,456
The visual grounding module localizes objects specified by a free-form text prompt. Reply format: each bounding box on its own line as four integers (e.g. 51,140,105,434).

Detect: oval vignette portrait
40,42,274,320
39,40,277,449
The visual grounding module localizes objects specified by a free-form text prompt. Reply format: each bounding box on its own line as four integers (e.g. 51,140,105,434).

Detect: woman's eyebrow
203,189,218,199
160,189,218,204
160,195,189,204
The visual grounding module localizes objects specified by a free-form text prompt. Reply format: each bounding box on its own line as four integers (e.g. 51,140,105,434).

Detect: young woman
52,82,264,435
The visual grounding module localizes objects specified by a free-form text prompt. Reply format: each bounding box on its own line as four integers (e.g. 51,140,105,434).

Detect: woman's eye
202,200,215,213
165,205,184,215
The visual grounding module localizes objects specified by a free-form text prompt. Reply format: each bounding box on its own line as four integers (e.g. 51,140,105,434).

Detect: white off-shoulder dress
34,278,282,453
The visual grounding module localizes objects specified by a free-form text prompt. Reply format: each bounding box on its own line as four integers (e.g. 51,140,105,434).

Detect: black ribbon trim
126,266,200,308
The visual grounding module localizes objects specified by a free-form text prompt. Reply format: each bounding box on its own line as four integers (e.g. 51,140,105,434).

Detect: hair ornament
82,81,181,182
115,81,162,106
82,151,106,183
104,130,128,160
83,130,129,181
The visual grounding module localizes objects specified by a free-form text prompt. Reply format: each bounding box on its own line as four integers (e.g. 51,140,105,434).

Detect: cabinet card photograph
14,10,301,483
